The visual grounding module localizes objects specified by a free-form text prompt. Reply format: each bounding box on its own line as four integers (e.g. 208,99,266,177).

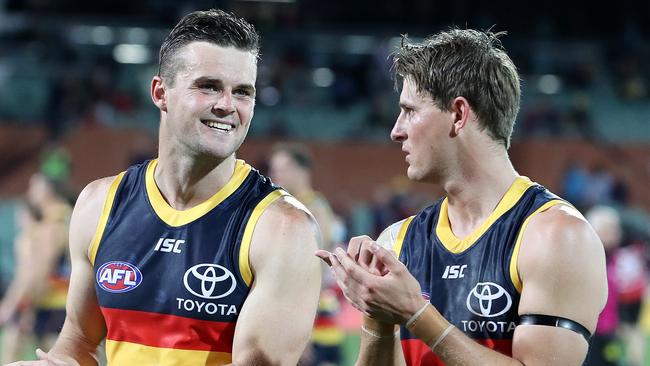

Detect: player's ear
450,96,470,136
151,76,167,112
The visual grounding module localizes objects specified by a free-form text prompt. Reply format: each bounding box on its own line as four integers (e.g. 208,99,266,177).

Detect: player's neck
153,152,236,210
442,148,518,238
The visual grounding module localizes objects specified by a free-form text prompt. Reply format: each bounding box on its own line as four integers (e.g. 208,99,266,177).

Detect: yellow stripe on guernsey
509,199,566,293
436,176,536,254
89,172,126,265
105,340,232,365
146,159,252,227
392,216,415,258
238,189,289,286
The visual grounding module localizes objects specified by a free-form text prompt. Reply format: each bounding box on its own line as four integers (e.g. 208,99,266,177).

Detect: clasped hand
315,235,427,325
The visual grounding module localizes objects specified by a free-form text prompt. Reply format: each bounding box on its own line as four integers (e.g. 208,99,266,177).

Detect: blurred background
0,0,649,365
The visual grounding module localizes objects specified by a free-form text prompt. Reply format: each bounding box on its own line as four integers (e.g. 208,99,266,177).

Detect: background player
0,174,72,364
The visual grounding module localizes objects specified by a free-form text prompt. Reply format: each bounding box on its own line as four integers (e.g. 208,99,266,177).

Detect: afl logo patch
97,261,143,293
466,282,512,318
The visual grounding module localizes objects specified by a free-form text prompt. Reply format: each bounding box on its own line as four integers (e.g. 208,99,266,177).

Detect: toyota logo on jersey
466,282,512,318
183,263,237,300
97,261,143,293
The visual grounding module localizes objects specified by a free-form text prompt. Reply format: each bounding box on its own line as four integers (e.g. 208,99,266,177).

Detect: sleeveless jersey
392,177,566,365
90,159,284,365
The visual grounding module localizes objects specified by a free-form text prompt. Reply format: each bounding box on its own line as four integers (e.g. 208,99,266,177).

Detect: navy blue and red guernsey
391,177,567,365
89,159,285,365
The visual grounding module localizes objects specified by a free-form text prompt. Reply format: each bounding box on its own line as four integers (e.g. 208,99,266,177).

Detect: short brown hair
392,28,521,148
158,9,260,86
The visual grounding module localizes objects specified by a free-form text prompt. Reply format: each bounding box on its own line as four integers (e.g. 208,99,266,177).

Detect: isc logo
155,238,185,253
442,264,467,279
97,261,143,293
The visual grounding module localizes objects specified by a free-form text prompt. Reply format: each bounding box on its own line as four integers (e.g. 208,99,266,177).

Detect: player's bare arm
506,205,607,365
230,195,321,365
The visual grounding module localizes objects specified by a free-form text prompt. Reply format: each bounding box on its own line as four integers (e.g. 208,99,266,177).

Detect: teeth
204,121,233,131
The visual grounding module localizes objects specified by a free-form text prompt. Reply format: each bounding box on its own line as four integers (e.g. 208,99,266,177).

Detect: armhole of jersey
509,199,567,293
238,189,289,287
392,216,415,259
88,172,126,265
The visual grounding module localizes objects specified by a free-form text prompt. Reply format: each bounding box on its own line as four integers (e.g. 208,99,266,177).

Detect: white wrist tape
405,302,430,328
361,325,399,339
431,324,454,351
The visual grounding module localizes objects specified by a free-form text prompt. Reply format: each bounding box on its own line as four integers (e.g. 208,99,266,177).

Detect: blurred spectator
561,162,628,210
613,240,648,365
585,205,623,366
561,161,590,209
586,205,649,366
584,164,616,207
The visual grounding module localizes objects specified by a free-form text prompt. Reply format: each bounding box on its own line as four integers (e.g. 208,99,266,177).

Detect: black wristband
519,314,591,342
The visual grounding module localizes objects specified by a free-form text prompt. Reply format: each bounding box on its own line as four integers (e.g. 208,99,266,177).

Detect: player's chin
198,145,236,160
406,166,421,181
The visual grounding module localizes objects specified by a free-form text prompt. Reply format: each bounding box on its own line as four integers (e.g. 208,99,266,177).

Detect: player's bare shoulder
522,204,604,259
70,174,123,257
253,192,320,252
268,192,317,227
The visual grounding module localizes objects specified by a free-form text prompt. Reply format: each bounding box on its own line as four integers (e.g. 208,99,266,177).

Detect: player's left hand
316,241,427,325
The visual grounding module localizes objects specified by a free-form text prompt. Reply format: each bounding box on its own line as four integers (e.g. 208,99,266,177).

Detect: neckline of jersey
144,158,252,227
435,176,536,254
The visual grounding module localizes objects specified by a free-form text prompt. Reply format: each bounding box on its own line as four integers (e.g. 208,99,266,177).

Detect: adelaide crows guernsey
90,159,284,365
391,177,566,365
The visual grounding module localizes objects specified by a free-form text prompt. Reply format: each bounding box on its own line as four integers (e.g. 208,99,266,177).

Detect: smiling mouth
202,120,234,132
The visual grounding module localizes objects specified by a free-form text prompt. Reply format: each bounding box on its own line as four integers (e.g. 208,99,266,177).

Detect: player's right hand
316,235,389,276
346,235,390,276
